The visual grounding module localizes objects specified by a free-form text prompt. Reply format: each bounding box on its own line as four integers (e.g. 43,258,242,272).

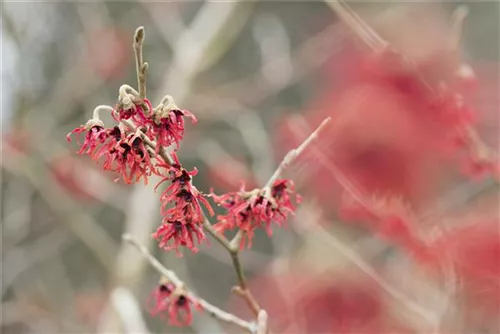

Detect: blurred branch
98,287,150,334
234,113,274,185
123,234,257,333
104,8,250,328
2,228,72,297
325,0,387,51
315,226,440,329
191,21,344,116
265,117,331,188
0,147,118,269
256,310,268,334
142,2,185,46
156,1,253,101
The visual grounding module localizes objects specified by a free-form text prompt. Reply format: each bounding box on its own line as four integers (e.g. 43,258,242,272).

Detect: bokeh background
1,1,499,333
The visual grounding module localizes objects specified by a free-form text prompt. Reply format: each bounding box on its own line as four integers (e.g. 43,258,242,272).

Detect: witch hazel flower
152,220,206,255
113,84,152,127
157,153,214,223
339,191,433,261
211,179,300,249
66,118,108,157
102,129,157,184
149,95,197,151
148,278,201,327
66,106,115,158
153,153,213,254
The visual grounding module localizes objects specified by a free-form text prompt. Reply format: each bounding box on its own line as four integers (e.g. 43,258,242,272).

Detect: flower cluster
149,103,197,151
148,279,200,326
153,153,214,255
211,179,300,249
67,118,157,184
67,86,208,255
67,88,197,186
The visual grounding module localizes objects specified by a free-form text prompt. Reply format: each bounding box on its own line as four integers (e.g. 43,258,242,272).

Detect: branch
325,0,387,52
122,234,256,333
133,26,148,99
265,117,331,188
256,310,268,334
225,117,332,316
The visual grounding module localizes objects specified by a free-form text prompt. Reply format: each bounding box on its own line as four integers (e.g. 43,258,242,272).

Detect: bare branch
133,26,147,98
265,117,331,188
122,234,256,333
256,310,268,334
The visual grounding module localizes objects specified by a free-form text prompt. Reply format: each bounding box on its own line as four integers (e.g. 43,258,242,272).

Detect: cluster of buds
148,277,201,326
211,179,301,249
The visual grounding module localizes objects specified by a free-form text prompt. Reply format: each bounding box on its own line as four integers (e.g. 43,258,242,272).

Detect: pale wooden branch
223,117,332,316
123,234,257,333
256,310,268,334
265,117,331,188
133,26,148,99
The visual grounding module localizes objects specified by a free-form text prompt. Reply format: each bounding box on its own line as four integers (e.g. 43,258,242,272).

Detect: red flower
276,6,497,210
99,130,156,184
271,179,302,225
429,221,500,289
69,122,157,184
85,28,130,80
113,99,152,128
67,119,108,158
157,163,214,224
150,108,197,151
425,220,500,327
227,270,412,333
152,220,206,255
153,154,213,253
211,179,300,249
339,192,429,260
50,155,98,202
148,283,200,327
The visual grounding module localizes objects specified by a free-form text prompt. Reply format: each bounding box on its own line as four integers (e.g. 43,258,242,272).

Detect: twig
256,310,268,334
133,26,148,99
222,117,332,316
122,234,256,333
1,146,118,269
265,117,331,188
326,0,387,52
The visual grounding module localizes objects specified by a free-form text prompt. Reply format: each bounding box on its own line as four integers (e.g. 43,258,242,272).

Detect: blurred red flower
427,220,500,325
228,270,413,333
85,28,131,80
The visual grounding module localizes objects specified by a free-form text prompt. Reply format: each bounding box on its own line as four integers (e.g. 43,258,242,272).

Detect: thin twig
256,310,268,334
122,234,256,333
224,117,332,316
265,117,331,188
326,0,387,52
133,26,147,99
